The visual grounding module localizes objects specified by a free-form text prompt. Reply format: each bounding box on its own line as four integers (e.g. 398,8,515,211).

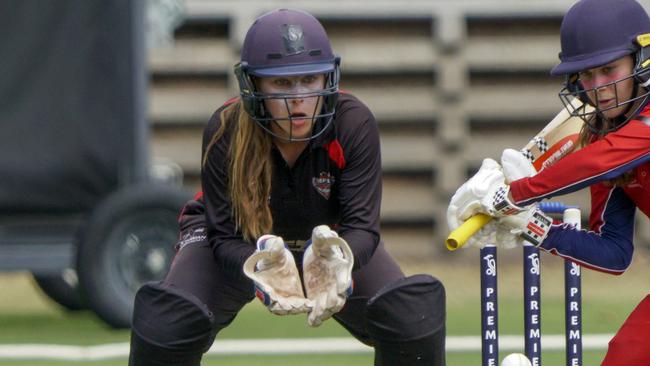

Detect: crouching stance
129,8,446,366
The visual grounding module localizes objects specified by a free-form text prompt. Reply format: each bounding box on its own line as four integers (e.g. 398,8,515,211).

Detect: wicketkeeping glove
303,225,354,327
243,235,312,315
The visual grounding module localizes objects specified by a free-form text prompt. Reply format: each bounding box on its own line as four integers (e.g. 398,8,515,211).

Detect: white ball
501,353,532,366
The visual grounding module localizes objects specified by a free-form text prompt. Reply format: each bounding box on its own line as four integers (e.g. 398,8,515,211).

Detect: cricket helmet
234,9,340,141
554,0,650,132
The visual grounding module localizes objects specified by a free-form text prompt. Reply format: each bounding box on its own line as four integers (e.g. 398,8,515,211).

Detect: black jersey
201,93,382,277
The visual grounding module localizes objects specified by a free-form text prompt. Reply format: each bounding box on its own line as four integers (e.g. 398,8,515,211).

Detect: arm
201,110,256,278
511,118,650,206
335,98,382,269
540,185,636,274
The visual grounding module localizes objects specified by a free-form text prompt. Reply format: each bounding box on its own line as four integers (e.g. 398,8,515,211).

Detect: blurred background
1,0,650,365
145,0,650,258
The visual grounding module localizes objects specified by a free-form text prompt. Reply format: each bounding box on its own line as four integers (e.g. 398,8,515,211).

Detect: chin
603,108,625,120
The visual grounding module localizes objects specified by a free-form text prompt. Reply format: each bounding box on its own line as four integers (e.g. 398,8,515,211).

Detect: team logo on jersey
313,172,334,199
175,227,207,252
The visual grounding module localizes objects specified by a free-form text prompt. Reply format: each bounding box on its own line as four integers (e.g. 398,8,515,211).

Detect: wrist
491,185,526,216
519,209,552,247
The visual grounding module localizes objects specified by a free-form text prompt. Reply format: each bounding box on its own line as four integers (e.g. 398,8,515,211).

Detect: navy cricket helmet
234,9,340,141
554,0,650,131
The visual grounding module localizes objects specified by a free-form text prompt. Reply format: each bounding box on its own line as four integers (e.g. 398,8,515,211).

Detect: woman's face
257,74,326,140
578,55,635,119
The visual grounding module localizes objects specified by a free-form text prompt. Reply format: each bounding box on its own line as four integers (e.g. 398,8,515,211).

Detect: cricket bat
445,98,592,251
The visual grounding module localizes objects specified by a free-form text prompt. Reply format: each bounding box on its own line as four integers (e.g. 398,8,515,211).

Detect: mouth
598,98,615,107
289,113,309,125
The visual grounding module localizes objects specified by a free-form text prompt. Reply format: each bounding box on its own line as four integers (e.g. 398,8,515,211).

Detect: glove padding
464,220,521,249
447,158,525,226
448,153,536,249
501,148,536,184
243,235,312,315
493,148,539,247
303,225,354,327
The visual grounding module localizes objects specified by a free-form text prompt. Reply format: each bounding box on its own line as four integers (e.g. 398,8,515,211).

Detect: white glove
448,156,535,249
465,150,548,249
243,235,312,315
501,148,536,183
447,158,524,226
498,148,551,246
492,148,539,247
303,225,354,327
463,220,520,249
497,206,553,247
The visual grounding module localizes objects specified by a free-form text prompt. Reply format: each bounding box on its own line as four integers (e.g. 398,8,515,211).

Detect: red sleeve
510,113,650,206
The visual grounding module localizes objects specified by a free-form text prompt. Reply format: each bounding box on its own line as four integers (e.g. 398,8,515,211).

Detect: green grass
0,352,611,366
0,250,647,365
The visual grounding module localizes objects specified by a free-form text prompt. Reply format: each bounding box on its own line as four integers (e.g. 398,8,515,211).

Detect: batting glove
243,235,312,315
448,158,525,227
303,225,354,327
464,220,521,249
497,206,552,247
490,148,540,248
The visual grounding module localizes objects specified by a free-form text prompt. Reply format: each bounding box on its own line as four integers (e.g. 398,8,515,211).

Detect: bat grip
445,213,493,251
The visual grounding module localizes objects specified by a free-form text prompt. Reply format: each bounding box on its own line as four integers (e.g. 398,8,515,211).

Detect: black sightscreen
0,1,144,213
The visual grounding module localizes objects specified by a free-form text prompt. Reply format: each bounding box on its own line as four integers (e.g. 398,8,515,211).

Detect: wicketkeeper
128,9,446,366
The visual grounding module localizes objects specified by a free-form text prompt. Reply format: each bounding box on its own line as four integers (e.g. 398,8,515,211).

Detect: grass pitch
0,248,647,365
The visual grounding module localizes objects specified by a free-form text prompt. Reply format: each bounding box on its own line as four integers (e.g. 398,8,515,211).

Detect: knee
364,275,446,366
131,282,216,354
365,274,446,340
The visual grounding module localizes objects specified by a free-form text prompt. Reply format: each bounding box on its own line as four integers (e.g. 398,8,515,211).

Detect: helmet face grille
235,60,341,142
559,68,650,133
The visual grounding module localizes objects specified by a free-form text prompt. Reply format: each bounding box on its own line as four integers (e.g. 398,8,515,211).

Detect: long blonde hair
202,100,273,242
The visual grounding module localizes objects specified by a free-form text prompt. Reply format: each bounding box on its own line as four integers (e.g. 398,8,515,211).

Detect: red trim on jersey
325,139,346,169
545,247,625,275
223,97,238,107
177,191,204,223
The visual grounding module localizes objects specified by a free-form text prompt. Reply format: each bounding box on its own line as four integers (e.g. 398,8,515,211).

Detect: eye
302,75,318,84
579,71,593,81
273,78,291,87
601,66,614,75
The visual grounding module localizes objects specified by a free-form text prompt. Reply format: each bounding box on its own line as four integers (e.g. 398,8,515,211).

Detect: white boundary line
0,334,613,360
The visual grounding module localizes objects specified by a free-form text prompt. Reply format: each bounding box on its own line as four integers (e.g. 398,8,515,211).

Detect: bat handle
445,214,493,251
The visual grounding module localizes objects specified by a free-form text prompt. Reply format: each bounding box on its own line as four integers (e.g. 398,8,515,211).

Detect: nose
290,96,304,105
593,74,613,90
